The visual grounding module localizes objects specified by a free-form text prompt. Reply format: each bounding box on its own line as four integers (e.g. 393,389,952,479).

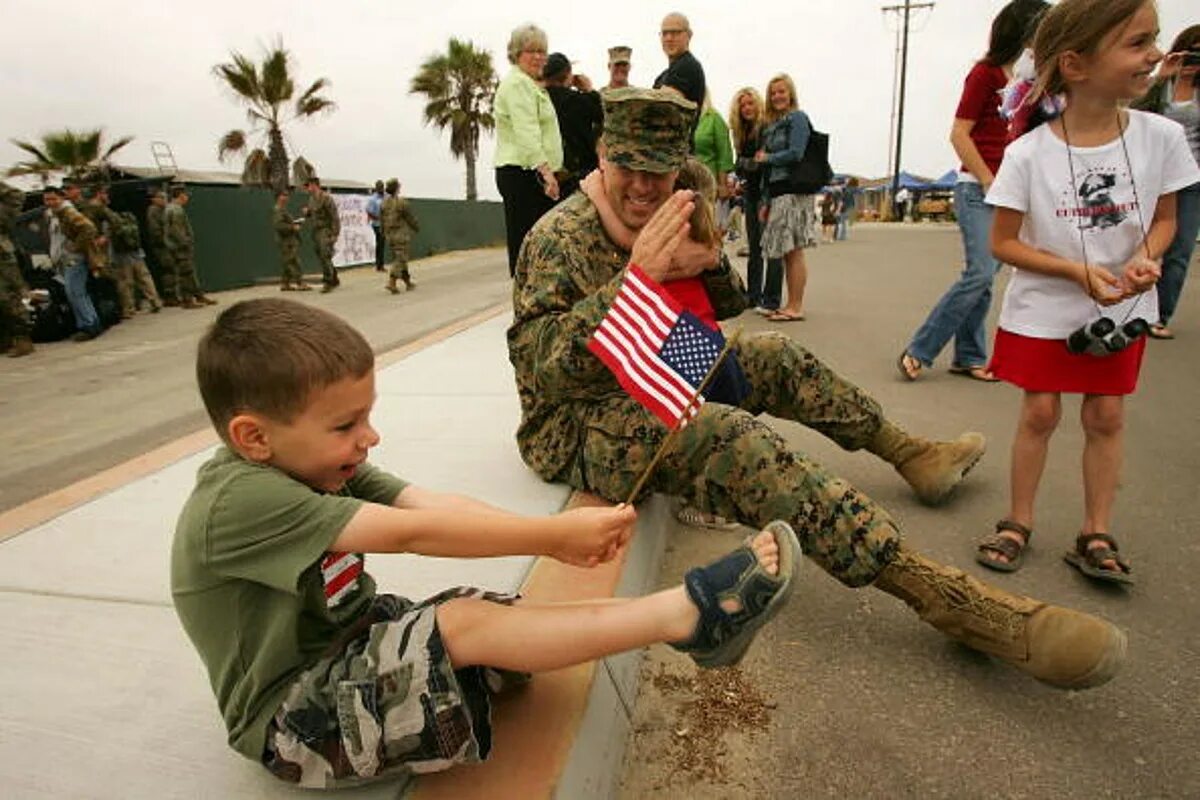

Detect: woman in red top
898,0,1048,382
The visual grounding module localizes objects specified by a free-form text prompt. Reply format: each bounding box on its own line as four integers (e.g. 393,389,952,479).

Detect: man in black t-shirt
653,12,705,108
542,52,604,199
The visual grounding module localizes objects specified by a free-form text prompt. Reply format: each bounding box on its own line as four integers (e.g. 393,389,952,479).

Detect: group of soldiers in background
2,174,422,357
0,178,217,358
275,177,421,295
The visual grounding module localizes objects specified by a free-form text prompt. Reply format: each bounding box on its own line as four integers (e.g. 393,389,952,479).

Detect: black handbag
786,115,833,195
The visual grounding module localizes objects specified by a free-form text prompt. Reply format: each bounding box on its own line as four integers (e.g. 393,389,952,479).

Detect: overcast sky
1,1,1193,200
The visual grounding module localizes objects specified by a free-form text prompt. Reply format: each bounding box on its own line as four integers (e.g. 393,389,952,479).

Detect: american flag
587,265,747,428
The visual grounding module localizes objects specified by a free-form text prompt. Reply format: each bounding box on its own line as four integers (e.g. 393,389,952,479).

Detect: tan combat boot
8,337,34,357
869,421,986,505
385,277,400,295
403,275,416,291
874,547,1126,689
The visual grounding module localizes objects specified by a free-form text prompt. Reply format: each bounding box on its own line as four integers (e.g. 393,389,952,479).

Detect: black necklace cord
1060,109,1152,323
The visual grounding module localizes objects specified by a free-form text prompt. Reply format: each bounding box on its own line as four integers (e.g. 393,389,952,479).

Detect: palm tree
410,38,497,201
213,42,335,193
7,128,133,183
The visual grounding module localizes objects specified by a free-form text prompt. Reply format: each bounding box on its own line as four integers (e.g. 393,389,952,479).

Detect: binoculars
1066,317,1150,356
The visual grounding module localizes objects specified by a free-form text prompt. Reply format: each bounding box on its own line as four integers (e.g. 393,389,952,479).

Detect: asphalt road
0,249,513,512
619,223,1200,800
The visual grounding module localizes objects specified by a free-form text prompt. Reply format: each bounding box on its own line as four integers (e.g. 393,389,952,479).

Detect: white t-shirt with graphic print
987,110,1200,339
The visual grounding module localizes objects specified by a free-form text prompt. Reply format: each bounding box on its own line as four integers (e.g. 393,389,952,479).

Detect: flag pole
623,327,743,505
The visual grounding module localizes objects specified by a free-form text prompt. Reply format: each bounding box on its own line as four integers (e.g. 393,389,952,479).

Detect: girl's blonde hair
1031,0,1152,99
763,73,799,125
727,87,764,152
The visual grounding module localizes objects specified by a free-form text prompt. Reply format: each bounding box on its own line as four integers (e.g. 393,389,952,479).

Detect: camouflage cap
608,46,632,64
601,88,696,173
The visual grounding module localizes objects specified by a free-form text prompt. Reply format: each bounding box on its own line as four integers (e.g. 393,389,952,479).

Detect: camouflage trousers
278,239,302,285
153,247,178,301
562,332,901,588
0,237,30,342
262,589,526,790
168,246,203,299
103,254,135,316
113,253,161,310
313,232,338,286
386,235,411,281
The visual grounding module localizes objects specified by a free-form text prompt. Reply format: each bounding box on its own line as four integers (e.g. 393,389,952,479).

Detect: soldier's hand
632,190,694,282
549,504,636,567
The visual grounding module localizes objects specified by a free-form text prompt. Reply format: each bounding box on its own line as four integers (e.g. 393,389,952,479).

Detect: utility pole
882,0,934,219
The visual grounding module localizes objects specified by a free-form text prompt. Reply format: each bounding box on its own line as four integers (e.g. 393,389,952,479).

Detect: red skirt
989,328,1146,395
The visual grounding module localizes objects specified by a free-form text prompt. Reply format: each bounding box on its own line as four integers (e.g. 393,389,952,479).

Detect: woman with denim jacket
1132,25,1200,340
897,0,1048,381
756,73,816,322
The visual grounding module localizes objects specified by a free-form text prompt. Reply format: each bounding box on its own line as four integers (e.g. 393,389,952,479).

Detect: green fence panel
181,187,504,292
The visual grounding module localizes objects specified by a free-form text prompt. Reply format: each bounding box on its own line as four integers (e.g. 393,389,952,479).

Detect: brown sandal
976,519,1032,573
1064,533,1134,585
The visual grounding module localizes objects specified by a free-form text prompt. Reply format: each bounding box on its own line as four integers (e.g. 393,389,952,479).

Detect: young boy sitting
171,297,802,789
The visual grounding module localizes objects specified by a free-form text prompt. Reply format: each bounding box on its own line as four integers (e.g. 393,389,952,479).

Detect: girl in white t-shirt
977,0,1200,584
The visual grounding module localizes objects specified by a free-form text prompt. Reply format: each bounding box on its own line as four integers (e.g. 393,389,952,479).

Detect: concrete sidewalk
0,311,666,798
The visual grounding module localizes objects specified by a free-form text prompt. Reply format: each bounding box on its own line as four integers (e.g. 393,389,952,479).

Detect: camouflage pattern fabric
146,203,178,301
382,195,419,282
83,201,134,314
273,205,303,285
306,193,341,285
52,203,98,266
113,252,161,310
164,202,202,298
601,88,697,173
508,192,902,587
0,183,30,341
261,588,525,789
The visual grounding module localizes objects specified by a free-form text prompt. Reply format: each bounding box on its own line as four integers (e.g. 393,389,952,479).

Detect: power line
882,0,934,219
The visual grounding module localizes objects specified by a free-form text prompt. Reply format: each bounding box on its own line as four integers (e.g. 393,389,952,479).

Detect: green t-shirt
170,447,407,760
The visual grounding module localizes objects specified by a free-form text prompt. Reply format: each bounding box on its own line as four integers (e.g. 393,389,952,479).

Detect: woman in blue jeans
898,0,1048,381
1134,24,1200,340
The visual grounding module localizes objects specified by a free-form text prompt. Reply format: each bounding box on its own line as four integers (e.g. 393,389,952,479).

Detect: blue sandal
671,520,802,668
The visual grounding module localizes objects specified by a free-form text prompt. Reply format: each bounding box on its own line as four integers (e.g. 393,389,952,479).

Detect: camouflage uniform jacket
381,196,419,242
81,201,122,239
51,202,98,260
164,202,193,251
146,204,168,250
507,191,747,480
307,193,341,240
273,205,300,244
0,183,23,239
1,183,23,273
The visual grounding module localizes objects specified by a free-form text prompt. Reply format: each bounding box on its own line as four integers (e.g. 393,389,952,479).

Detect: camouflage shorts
262,588,526,789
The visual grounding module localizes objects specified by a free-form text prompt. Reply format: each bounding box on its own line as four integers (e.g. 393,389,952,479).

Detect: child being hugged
171,297,800,789
978,0,1200,583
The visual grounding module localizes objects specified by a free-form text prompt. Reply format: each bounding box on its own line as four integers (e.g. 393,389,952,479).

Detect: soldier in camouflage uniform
508,88,1128,690
273,189,310,291
146,188,179,306
164,185,217,308
381,178,419,294
303,178,341,293
82,186,135,318
0,181,34,356
111,207,162,313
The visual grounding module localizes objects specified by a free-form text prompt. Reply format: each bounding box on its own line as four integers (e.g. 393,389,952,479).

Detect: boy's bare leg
436,531,780,673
